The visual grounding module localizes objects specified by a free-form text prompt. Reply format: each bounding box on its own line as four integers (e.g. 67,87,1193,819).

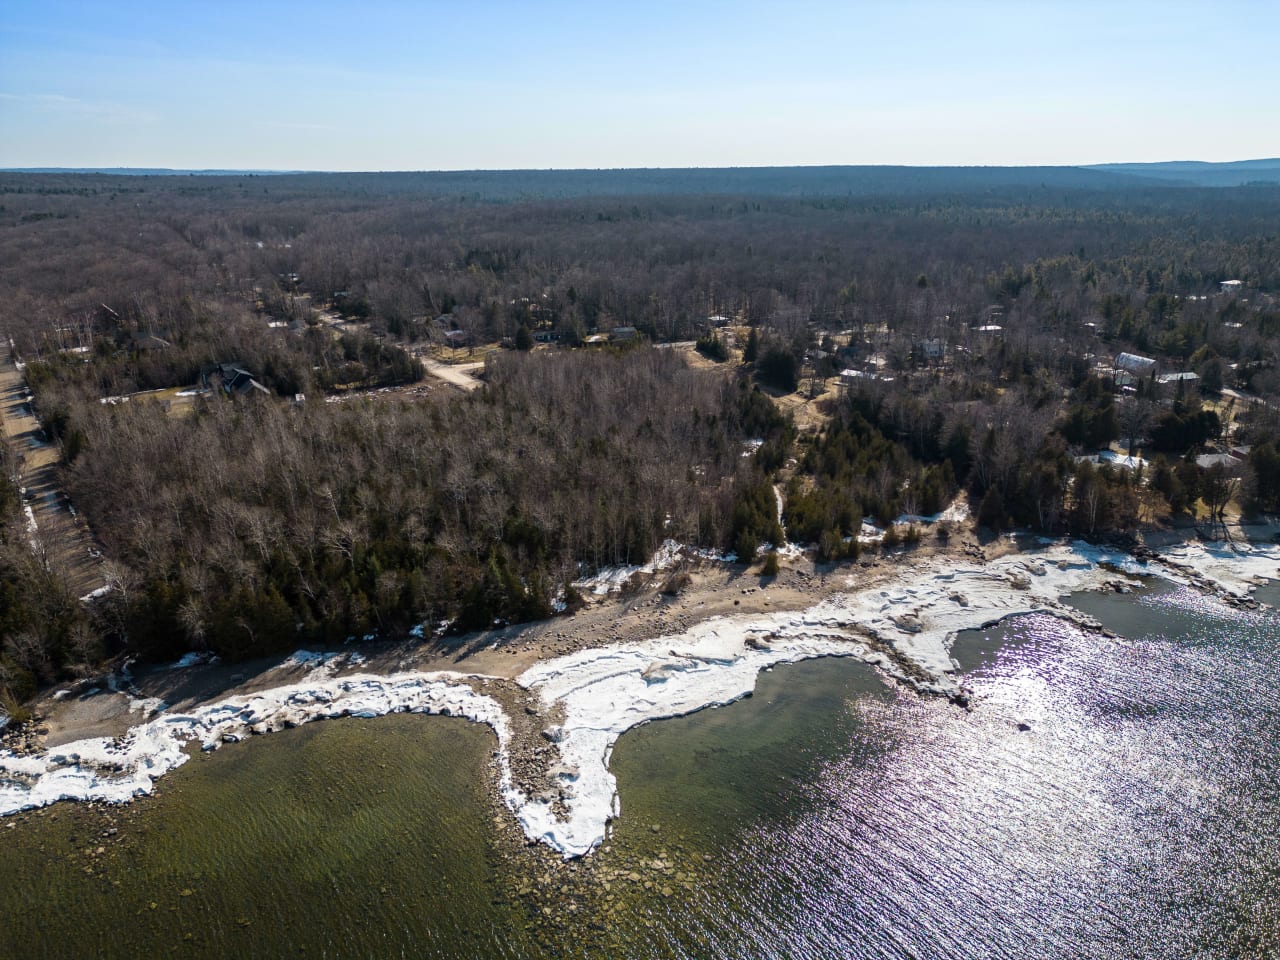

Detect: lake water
2,581,1278,959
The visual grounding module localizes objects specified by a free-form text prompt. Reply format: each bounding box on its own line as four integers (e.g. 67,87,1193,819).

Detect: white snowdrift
0,538,1267,859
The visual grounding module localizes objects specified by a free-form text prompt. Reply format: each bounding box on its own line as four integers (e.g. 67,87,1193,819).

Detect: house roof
1196,453,1239,470
1115,352,1157,374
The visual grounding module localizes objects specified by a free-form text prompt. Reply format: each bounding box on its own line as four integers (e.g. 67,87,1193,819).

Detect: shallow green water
0,715,538,960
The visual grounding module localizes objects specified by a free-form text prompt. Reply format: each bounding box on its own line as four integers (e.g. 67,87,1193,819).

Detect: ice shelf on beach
511,539,1149,856
513,622,862,856
1153,538,1280,596
0,538,1270,859
0,673,513,818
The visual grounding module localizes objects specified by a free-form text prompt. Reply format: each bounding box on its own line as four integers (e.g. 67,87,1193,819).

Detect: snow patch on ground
169,652,218,670
572,540,732,596
860,498,971,544
897,498,972,527
766,485,805,560
858,520,885,543
22,502,38,549
1076,450,1149,472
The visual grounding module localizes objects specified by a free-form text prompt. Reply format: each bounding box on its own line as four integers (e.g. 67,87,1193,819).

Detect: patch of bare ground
765,380,838,437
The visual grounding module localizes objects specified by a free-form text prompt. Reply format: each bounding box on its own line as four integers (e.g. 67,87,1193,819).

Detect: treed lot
2,168,1280,707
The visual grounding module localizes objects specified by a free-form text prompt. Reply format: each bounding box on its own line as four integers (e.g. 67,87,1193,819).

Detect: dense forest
2,167,1280,712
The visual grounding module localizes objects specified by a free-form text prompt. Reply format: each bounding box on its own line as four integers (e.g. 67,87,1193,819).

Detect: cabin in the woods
202,362,270,397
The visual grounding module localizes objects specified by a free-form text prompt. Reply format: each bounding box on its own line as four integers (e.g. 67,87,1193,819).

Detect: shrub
757,347,799,392
977,487,1008,532
0,690,32,727
761,551,780,577
561,583,586,613
695,333,728,362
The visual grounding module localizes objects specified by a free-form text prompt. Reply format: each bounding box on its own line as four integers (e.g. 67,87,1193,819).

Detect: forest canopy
2,168,1280,706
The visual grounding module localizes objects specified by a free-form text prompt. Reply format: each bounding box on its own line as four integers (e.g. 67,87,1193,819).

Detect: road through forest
0,344,105,599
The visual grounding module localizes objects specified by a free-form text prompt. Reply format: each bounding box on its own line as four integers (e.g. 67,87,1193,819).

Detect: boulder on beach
891,613,923,633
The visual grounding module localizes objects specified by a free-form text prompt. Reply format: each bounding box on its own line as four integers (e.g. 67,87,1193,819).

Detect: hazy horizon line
4,158,1280,176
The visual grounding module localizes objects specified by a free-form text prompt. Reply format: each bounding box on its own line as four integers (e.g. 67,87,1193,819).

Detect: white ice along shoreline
2,538,1279,858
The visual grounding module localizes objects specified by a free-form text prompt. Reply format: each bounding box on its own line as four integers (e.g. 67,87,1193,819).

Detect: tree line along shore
2,169,1280,722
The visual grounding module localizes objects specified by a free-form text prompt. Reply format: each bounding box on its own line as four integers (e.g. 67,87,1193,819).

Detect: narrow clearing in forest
0,345,105,599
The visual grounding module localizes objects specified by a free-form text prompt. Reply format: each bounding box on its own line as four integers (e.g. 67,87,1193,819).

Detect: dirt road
419,356,485,391
0,346,105,598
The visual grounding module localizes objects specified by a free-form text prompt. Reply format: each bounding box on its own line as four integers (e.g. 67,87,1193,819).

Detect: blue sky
1,0,1277,170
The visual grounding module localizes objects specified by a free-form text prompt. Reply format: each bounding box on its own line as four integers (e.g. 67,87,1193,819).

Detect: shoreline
3,524,1280,858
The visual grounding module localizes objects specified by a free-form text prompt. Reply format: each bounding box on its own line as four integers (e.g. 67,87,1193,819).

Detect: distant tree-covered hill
1088,159,1280,187
6,160,1278,200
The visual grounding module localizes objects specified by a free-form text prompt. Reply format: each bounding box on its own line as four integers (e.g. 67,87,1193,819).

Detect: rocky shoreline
4,524,1280,863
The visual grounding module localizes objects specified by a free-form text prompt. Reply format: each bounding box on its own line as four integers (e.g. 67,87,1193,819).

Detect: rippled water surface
2,583,1278,959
